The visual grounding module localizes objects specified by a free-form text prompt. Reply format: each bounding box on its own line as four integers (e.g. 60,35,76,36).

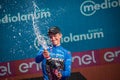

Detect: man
35,26,72,80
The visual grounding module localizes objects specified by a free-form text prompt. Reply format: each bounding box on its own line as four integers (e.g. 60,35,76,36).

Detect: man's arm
35,48,44,63
61,52,72,77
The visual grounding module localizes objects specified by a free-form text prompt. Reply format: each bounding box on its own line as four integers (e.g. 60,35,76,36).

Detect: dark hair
48,26,61,35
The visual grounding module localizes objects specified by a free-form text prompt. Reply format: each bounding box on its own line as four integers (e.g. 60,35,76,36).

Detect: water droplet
13,36,16,38
18,32,22,36
0,5,2,9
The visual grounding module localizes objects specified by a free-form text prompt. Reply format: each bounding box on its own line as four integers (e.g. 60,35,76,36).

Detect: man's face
49,33,62,46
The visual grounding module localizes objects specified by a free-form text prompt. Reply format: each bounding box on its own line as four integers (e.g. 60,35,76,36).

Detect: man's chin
53,43,57,46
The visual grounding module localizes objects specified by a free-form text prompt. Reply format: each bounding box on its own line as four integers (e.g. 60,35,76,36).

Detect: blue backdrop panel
0,0,120,62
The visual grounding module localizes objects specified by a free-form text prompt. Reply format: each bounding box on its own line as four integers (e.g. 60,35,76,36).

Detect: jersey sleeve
61,51,72,77
35,48,44,63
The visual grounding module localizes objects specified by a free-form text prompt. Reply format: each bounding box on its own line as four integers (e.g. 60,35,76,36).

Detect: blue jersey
35,45,72,80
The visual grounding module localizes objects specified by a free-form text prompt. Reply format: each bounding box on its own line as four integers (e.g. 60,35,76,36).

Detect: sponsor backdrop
0,0,120,80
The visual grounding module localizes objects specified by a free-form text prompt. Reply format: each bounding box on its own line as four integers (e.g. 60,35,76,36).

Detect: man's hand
54,69,62,79
57,72,62,79
43,49,50,59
